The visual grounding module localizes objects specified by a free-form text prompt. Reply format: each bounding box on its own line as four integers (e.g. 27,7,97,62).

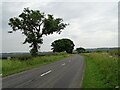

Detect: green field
2,53,71,77
82,52,119,88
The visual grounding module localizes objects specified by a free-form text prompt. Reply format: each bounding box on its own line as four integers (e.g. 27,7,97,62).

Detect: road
0,77,1,89
3,54,85,88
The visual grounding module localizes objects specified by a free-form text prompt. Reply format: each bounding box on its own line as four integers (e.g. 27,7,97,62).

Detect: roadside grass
0,59,1,74
2,54,72,77
82,52,118,88
109,49,120,56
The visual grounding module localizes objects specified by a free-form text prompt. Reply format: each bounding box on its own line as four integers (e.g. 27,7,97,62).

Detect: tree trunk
30,43,38,57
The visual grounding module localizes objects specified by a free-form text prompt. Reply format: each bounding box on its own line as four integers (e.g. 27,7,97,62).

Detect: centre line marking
40,70,52,77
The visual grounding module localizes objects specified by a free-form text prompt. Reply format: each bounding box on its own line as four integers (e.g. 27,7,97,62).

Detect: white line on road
40,70,52,77
62,63,66,66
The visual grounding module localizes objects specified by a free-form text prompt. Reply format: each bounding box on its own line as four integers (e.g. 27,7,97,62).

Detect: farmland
82,52,119,88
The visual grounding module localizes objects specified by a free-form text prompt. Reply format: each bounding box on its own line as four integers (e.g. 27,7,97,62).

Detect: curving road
3,54,85,88
0,77,1,89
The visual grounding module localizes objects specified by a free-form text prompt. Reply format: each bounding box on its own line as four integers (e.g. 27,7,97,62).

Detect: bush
96,50,103,53
58,52,67,55
12,55,32,61
109,50,120,56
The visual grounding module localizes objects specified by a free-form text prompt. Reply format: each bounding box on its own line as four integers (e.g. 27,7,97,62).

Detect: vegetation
2,54,71,77
108,49,120,56
8,8,68,56
0,59,1,74
76,47,85,53
10,54,32,61
51,38,75,53
82,52,118,88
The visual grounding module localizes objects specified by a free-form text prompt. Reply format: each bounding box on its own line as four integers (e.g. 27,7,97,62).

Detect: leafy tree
51,39,75,53
76,47,85,53
8,8,68,56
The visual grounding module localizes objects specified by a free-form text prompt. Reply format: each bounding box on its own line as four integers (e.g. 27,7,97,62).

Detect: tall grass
109,50,120,56
2,54,71,77
0,59,1,74
82,53,118,88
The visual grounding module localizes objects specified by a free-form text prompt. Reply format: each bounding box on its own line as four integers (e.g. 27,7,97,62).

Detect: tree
8,8,68,56
76,47,86,53
51,39,75,53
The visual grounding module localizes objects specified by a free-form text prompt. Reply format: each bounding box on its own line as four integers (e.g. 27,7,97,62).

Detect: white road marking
62,63,66,66
40,70,52,77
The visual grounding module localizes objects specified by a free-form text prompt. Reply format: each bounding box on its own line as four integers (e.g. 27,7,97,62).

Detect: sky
1,0,119,53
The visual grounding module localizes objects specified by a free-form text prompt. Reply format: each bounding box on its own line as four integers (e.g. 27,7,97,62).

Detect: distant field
82,52,118,88
2,53,72,77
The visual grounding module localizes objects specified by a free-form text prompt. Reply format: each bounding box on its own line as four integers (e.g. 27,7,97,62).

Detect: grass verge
2,54,72,77
82,52,118,88
0,59,1,74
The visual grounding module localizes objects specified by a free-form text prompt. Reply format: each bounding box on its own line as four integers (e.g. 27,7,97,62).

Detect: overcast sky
1,0,118,53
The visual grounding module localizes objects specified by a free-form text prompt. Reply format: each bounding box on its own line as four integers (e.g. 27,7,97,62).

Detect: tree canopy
51,39,75,53
76,47,86,53
8,8,68,56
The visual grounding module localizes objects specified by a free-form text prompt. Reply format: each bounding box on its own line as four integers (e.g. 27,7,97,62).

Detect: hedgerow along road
3,54,84,88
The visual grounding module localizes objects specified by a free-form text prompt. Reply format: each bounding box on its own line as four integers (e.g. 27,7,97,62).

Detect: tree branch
38,21,44,33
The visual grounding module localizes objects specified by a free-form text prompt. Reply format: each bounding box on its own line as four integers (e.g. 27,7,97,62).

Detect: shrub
12,55,32,61
58,52,67,55
109,50,120,56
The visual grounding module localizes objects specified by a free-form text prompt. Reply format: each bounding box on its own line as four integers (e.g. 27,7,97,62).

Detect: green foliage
82,53,118,88
57,52,67,55
0,59,1,74
9,8,68,56
109,50,120,56
12,55,32,61
2,54,71,77
51,38,75,53
76,47,85,53
96,50,103,53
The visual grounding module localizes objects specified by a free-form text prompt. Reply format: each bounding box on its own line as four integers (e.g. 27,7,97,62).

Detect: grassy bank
0,59,1,74
82,52,118,88
2,53,71,77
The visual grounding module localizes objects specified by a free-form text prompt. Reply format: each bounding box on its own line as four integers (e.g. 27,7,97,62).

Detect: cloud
2,2,118,53
2,0,119,2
